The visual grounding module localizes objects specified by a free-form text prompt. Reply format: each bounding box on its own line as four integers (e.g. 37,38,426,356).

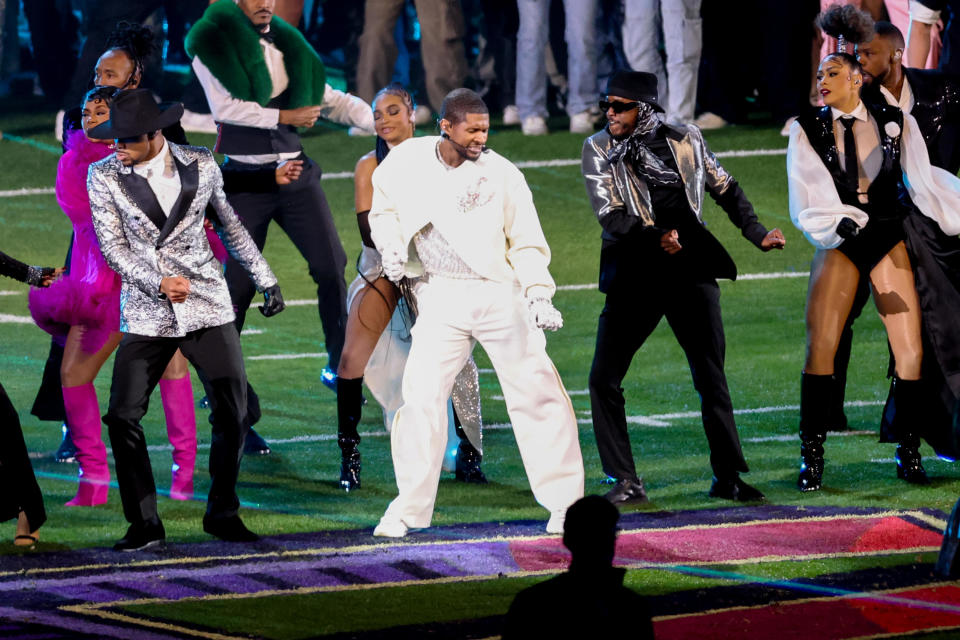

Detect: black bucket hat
87,88,184,139
605,71,665,113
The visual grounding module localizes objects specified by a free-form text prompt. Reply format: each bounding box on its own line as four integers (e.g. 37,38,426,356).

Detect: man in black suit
580,71,785,505
858,21,960,174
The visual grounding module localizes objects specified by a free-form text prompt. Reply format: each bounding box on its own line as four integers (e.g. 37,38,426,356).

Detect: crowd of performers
3,0,960,551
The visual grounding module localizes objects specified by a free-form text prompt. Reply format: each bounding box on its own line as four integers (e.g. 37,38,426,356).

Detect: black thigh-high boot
453,407,487,484
799,373,833,492
337,376,363,491
890,377,931,484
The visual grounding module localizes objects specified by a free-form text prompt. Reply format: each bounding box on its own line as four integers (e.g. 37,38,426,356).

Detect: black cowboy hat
87,88,184,140
605,71,665,113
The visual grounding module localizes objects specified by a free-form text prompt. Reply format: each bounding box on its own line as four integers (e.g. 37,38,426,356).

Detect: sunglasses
599,100,640,113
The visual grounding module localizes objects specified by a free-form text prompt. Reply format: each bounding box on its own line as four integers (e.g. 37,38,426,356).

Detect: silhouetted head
563,496,620,568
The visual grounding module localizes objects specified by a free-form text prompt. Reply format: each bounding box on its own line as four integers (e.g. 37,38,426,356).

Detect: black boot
455,438,487,483
798,373,832,492
337,376,363,491
54,422,77,463
453,408,486,483
890,377,930,484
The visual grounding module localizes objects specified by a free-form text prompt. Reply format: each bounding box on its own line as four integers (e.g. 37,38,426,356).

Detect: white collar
830,100,869,123
133,138,170,179
879,76,912,110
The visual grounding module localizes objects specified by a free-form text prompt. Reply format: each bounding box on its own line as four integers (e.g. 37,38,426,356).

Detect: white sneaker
693,112,727,130
503,104,520,125
373,517,408,538
545,511,565,535
569,109,601,134
414,104,432,126
521,115,548,136
780,116,797,137
54,109,65,142
348,126,375,137
180,109,218,134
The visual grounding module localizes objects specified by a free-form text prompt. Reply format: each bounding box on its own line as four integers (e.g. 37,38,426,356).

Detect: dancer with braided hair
30,86,204,505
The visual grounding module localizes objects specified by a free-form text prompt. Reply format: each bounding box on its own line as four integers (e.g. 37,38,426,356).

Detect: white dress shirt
830,101,882,203
879,76,916,113
191,26,375,165
132,138,181,217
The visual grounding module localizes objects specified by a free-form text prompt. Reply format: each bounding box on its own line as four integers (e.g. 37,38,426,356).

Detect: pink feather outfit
29,130,118,352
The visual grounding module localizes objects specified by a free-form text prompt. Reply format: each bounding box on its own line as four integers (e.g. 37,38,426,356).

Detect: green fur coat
184,0,326,108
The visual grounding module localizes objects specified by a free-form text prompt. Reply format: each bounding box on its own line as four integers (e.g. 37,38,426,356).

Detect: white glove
528,296,563,331
381,246,406,283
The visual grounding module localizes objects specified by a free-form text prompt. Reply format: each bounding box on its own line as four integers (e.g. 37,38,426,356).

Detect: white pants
382,277,584,528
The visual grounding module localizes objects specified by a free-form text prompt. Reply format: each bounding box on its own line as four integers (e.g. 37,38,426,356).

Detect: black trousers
223,158,348,371
0,382,46,531
105,323,249,527
588,278,749,484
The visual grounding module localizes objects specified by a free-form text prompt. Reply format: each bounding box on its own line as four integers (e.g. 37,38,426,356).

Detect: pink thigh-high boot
62,383,109,506
160,373,197,500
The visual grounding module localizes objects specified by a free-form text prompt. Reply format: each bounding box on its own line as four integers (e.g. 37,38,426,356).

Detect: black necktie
840,117,859,194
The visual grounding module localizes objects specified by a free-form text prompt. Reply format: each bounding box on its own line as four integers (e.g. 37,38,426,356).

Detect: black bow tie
257,26,275,44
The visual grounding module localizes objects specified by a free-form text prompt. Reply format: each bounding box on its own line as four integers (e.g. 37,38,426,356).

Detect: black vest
214,90,302,158
796,104,913,219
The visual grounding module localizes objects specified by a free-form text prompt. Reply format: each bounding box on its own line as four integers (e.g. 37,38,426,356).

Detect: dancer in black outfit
0,250,61,546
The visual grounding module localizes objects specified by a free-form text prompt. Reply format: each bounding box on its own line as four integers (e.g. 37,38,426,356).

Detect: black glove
836,217,860,240
259,284,285,317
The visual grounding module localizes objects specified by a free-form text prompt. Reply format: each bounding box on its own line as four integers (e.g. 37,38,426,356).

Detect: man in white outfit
369,89,585,538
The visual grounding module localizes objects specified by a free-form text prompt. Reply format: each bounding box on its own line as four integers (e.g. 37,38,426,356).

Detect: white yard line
136,397,894,454
247,352,327,361
0,186,55,198
0,312,34,324
0,270,811,320
0,148,789,198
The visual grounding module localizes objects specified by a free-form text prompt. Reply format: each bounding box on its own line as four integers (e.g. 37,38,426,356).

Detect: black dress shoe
709,476,765,502
603,479,648,505
243,428,271,455
113,521,165,552
203,515,259,542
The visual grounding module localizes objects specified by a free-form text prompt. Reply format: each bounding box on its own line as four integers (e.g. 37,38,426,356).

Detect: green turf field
2,96,958,638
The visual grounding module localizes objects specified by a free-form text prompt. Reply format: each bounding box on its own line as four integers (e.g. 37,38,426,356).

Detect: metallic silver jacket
89,142,277,337
581,125,737,234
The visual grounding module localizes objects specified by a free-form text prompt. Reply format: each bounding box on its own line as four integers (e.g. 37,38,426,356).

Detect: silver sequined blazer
582,124,740,232
581,124,768,291
89,142,277,337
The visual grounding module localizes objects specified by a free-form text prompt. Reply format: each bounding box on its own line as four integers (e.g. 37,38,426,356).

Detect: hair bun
816,3,875,44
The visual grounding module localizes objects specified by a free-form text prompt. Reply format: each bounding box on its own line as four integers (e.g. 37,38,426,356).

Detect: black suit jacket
904,67,960,174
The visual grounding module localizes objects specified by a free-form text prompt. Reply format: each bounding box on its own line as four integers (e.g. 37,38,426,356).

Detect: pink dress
29,131,119,353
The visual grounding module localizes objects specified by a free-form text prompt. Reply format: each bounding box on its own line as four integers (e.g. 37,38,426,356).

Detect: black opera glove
259,284,286,317
836,217,860,240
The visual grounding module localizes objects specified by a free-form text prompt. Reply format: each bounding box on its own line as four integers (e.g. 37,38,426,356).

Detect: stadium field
1,95,959,638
